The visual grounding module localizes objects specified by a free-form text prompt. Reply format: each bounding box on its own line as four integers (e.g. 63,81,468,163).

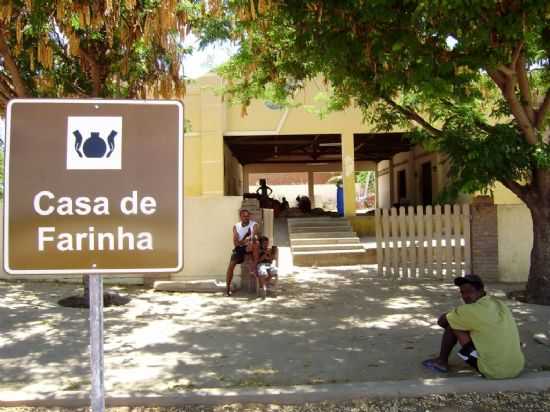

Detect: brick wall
470,196,499,281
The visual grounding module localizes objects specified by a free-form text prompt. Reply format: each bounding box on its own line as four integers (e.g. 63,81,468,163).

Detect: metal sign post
89,274,105,412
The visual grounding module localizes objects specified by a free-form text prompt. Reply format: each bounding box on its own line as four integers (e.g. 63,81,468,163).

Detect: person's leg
453,329,471,346
436,327,458,368
424,328,471,371
226,259,238,295
423,326,457,372
257,265,267,298
453,330,479,372
250,241,260,274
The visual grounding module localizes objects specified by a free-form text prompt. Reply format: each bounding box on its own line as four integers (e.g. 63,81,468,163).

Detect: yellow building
178,73,530,284
0,73,530,284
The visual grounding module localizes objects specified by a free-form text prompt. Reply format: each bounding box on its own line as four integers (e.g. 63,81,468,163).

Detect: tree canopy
0,0,195,108
196,0,550,303
198,0,549,198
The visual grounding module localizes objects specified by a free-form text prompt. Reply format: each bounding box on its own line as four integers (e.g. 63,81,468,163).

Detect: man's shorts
257,263,278,278
231,246,248,264
457,341,480,372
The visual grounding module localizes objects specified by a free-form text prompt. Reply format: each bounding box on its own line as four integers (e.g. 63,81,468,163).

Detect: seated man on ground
225,209,259,296
256,236,278,298
281,197,289,210
423,274,524,379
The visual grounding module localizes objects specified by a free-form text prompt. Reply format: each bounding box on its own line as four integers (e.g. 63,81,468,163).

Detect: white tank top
235,221,257,241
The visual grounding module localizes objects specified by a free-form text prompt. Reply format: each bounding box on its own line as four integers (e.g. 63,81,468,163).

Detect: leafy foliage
0,0,197,108
196,0,550,200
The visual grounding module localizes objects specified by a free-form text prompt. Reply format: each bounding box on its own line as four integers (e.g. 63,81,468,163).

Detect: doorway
421,161,433,205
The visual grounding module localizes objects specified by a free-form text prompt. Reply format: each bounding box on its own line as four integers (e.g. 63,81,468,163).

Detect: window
397,169,407,201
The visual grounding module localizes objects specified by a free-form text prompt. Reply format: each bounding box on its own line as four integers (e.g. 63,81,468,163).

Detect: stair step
293,249,375,266
290,226,353,233
289,219,350,225
288,218,347,226
292,244,365,252
290,231,357,239
291,237,361,245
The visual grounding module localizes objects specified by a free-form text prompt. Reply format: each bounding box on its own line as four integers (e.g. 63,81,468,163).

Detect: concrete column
341,132,356,216
242,166,250,194
307,170,315,208
200,77,224,196
375,169,380,209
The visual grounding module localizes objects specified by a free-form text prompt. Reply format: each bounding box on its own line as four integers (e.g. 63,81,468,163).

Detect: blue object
336,185,344,216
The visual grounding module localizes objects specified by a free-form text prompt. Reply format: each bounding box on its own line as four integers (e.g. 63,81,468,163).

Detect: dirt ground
2,266,550,401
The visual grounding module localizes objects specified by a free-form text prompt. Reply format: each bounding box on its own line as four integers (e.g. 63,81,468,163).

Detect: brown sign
4,99,183,274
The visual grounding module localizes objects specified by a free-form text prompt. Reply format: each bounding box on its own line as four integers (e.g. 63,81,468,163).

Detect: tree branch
488,69,506,89
488,69,538,145
0,72,16,95
516,55,535,123
0,89,9,105
0,27,28,97
535,88,550,130
79,47,102,97
0,75,15,99
501,178,528,201
510,41,523,70
383,98,442,136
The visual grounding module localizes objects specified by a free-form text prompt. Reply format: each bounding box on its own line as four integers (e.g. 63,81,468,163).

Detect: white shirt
235,221,257,241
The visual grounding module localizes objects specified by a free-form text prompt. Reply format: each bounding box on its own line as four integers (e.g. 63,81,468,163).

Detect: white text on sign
33,190,157,252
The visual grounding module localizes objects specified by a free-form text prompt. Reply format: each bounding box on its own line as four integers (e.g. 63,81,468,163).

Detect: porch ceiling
224,132,412,165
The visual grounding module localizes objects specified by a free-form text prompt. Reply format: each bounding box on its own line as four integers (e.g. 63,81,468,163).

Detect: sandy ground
2,266,550,401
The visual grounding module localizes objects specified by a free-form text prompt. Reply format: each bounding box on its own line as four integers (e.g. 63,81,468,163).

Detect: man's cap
454,274,484,288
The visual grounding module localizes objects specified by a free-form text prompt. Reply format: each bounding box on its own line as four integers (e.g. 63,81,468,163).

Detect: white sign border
3,98,184,275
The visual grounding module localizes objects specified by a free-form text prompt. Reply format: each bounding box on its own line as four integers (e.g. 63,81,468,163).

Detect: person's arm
446,305,475,331
251,222,260,241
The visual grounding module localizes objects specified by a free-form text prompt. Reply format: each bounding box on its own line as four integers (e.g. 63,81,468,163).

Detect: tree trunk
525,196,550,304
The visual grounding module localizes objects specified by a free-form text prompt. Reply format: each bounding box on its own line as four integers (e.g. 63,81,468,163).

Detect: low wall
349,216,376,236
0,197,243,285
497,204,532,283
171,196,242,281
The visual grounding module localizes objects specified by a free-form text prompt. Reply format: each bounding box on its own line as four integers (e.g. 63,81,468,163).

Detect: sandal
422,358,448,373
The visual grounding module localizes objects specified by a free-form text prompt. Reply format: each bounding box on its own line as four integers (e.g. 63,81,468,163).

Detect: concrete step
291,244,365,252
288,217,347,221
289,219,349,227
290,226,353,233
290,231,358,239
293,249,376,266
289,221,352,228
290,237,361,246
288,218,347,226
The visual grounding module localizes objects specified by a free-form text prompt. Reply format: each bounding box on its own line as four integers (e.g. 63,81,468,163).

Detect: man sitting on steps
225,209,259,296
422,274,524,379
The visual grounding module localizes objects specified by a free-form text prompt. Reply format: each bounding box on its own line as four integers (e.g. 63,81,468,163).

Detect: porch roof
224,132,412,165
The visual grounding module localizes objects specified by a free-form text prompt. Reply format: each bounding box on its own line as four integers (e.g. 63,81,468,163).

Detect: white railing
375,204,471,278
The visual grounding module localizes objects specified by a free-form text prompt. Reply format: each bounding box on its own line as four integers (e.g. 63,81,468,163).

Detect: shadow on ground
1,267,550,398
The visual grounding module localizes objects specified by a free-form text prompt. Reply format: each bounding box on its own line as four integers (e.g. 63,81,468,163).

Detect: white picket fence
375,204,471,278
